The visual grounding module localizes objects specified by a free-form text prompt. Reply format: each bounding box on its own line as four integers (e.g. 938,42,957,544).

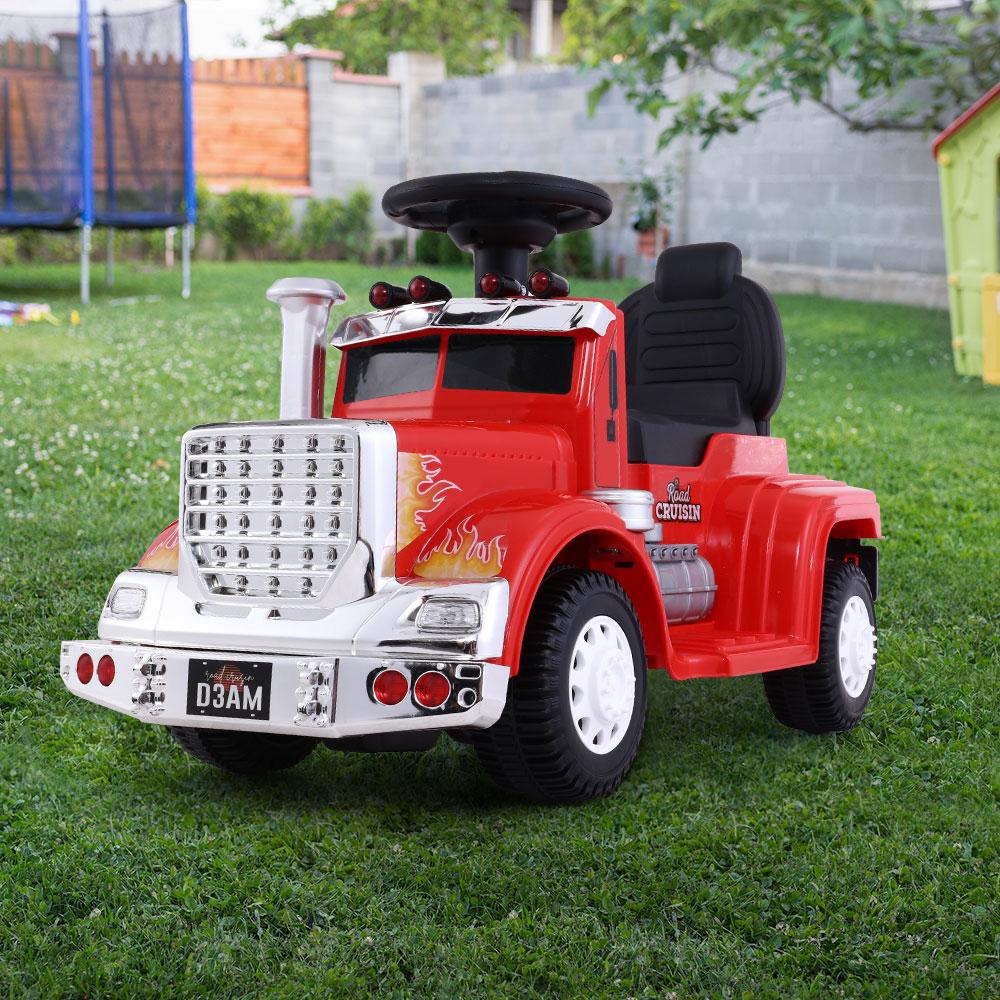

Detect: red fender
399,490,670,674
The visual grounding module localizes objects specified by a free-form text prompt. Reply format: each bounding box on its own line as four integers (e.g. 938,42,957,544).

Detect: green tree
563,0,1000,149
271,0,520,76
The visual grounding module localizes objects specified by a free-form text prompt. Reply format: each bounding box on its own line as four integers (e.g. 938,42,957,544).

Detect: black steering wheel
382,172,612,285
382,171,612,237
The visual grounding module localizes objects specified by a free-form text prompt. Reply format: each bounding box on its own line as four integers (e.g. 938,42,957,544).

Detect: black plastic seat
618,242,785,467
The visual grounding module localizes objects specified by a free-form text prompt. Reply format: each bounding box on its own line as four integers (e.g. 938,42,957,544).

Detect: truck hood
390,419,575,578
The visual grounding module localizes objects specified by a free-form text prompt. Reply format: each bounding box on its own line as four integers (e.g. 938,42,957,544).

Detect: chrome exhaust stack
266,278,347,419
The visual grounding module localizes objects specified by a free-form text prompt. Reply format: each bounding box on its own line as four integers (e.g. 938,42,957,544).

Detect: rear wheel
471,569,647,803
169,727,316,775
763,560,877,733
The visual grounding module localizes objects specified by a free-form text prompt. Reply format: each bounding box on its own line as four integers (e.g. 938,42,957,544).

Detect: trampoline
0,0,195,301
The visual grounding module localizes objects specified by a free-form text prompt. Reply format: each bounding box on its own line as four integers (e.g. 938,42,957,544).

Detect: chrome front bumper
60,640,510,738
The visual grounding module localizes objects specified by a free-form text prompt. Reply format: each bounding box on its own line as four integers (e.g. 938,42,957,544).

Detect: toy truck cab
61,173,880,802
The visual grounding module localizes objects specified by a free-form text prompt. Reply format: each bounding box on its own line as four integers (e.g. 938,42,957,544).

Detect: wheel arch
404,490,669,674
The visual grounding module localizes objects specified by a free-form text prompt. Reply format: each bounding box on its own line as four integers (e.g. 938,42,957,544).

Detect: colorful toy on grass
61,173,881,803
933,81,1000,384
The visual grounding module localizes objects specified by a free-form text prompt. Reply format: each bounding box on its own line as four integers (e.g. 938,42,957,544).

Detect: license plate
186,658,272,721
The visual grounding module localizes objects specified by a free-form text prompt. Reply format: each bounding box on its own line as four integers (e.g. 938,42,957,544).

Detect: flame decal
397,453,461,549
414,515,506,580
138,522,179,573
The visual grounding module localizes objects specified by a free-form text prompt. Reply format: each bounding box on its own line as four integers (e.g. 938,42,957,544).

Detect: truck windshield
342,332,576,402
342,335,441,403
443,333,575,394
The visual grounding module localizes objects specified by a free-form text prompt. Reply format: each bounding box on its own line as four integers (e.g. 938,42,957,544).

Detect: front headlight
107,585,147,619
416,597,481,633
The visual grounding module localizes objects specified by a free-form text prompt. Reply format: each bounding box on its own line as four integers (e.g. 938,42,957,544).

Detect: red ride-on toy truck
61,173,880,802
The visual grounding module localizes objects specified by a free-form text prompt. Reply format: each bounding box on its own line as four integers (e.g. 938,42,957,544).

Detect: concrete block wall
306,58,404,235
303,54,948,305
682,77,946,282
408,63,948,305
414,66,664,272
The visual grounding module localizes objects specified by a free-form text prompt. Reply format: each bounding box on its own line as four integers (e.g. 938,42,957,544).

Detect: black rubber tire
471,569,647,803
763,561,877,734
169,727,316,775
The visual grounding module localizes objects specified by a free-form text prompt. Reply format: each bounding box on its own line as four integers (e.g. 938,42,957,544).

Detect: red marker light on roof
408,275,452,303
369,281,411,310
528,268,570,298
478,272,526,297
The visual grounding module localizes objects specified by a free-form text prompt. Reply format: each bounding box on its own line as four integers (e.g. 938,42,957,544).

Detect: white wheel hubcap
568,615,636,755
838,595,876,698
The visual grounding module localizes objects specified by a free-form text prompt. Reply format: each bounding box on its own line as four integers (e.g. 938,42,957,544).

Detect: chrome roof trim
330,297,616,348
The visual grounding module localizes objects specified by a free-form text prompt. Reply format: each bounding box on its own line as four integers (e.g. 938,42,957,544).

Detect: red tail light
76,653,94,684
97,654,116,687
372,668,409,706
413,670,451,709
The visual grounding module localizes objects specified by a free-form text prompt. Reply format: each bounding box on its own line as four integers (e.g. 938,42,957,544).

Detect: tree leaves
565,0,1000,148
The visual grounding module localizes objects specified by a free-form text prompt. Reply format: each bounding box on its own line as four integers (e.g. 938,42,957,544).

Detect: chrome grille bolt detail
237,545,249,562
239,436,251,453
306,435,318,452
238,514,250,533
271,459,283,476
239,485,251,502
213,436,226,453
269,545,281,564
268,514,282,534
302,514,315,535
214,514,227,531
239,461,251,477
301,546,313,564
271,436,284,452
271,486,283,503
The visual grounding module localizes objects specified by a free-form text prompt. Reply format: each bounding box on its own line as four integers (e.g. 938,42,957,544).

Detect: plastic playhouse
933,82,1000,384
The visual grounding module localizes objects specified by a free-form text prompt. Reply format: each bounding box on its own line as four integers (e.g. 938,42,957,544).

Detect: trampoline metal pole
106,227,114,288
78,0,95,304
181,0,196,299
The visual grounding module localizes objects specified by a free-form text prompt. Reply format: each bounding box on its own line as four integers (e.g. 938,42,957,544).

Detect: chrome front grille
181,424,358,601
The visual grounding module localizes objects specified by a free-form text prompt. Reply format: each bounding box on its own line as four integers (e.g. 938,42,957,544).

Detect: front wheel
763,560,877,733
471,569,647,803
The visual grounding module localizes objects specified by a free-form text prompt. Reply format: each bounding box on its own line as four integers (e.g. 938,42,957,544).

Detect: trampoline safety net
0,2,192,232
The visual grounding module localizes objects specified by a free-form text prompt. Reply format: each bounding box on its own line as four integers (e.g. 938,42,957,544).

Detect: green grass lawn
1,260,998,998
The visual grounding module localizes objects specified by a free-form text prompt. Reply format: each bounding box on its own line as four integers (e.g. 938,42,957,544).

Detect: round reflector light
76,652,94,684
479,272,500,296
414,670,451,709
408,275,430,302
97,654,116,687
372,668,409,706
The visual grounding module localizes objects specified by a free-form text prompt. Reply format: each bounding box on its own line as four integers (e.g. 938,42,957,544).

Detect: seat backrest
618,242,785,466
